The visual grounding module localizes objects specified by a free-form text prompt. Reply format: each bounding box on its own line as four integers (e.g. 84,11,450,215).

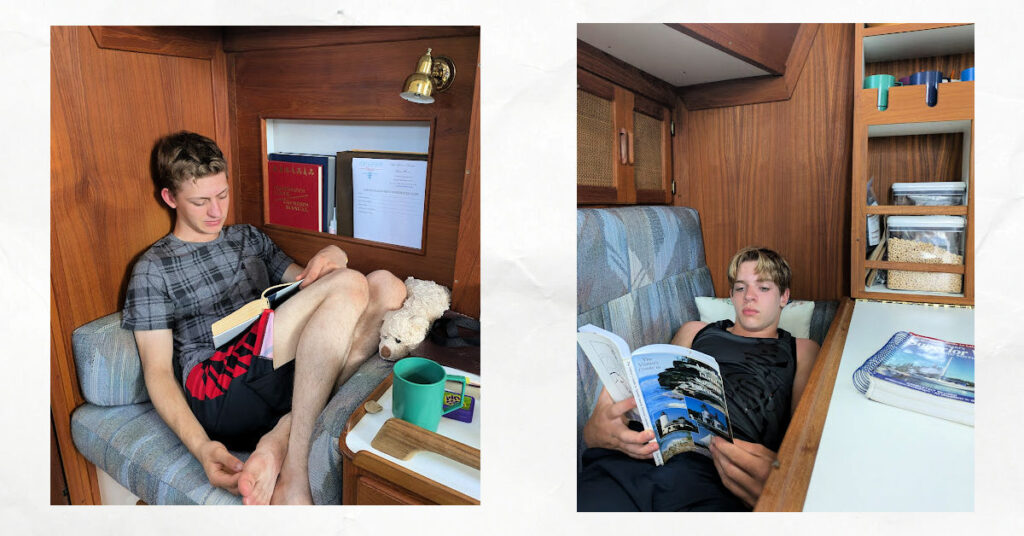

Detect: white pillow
694,296,814,339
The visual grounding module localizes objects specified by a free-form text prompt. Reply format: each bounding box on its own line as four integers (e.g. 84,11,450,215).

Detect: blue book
269,153,336,233
853,331,974,426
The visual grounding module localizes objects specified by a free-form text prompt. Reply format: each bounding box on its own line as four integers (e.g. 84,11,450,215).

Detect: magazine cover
630,351,733,464
853,331,974,403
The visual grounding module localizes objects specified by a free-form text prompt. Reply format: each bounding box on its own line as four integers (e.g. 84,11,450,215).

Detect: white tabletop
803,300,974,511
344,366,481,500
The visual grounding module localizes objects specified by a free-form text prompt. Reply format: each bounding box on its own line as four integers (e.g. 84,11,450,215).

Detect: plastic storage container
885,215,965,293
891,182,966,206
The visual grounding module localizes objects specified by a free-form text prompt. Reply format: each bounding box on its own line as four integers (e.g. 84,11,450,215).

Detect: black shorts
577,448,747,512
184,310,294,451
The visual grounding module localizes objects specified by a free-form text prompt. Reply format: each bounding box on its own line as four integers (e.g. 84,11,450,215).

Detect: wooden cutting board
371,418,480,470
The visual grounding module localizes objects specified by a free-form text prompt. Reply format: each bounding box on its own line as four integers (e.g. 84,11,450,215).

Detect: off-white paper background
2,1,1021,534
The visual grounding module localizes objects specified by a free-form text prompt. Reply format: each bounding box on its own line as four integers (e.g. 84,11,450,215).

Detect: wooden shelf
851,23,974,306
864,205,967,216
859,82,973,126
863,24,973,62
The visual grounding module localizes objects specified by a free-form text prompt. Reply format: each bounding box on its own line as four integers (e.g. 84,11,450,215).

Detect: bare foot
238,449,282,505
270,464,313,505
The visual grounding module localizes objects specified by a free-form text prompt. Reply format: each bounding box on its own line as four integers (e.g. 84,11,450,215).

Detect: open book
577,324,733,465
211,281,301,348
853,331,974,426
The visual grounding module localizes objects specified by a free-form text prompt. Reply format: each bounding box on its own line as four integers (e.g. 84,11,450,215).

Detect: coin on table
364,400,383,414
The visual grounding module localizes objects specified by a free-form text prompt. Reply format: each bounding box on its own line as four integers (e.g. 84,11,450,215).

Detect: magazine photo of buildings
633,353,733,461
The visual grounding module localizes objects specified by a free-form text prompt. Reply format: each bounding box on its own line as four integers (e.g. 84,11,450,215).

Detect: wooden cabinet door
577,68,672,205
632,94,674,204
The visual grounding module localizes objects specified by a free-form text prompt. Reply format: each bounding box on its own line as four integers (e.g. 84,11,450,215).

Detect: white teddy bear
378,277,451,361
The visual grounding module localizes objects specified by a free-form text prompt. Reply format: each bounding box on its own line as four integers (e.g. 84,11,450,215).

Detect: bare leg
238,414,291,505
335,270,408,388
269,269,405,504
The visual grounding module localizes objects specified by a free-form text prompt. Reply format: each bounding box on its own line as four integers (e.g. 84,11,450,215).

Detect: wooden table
339,367,481,505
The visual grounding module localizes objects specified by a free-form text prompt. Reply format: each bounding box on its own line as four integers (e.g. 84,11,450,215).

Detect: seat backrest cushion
576,206,714,471
72,312,149,406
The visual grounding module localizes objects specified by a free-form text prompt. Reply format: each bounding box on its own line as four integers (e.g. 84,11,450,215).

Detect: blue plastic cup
908,70,949,107
960,67,974,81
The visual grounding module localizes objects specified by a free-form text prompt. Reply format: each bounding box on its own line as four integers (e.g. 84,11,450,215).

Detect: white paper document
351,157,427,248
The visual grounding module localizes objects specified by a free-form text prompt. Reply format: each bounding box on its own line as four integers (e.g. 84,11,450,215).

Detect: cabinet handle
618,128,628,165
627,130,634,164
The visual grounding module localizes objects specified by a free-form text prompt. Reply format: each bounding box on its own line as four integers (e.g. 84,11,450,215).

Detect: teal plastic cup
392,357,467,432
864,74,901,111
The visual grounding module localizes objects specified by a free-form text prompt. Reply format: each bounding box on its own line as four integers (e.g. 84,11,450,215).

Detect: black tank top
691,320,797,451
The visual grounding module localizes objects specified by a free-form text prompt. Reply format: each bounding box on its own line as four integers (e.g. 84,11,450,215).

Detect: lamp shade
401,49,437,103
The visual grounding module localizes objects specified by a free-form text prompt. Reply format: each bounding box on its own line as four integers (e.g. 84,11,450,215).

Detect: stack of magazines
853,331,974,426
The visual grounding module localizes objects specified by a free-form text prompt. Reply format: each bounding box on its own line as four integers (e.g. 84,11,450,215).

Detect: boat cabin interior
575,23,974,511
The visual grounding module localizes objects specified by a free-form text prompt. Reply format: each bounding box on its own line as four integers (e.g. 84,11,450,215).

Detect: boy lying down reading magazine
577,247,819,511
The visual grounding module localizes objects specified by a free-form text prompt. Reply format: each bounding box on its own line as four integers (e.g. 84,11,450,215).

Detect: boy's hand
709,436,776,507
297,245,348,287
583,388,659,459
198,440,244,494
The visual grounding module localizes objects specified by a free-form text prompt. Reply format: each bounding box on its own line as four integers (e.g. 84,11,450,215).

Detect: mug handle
442,374,467,414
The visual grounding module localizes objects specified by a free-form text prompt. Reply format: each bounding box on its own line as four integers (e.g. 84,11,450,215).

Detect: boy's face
730,260,790,334
161,172,229,242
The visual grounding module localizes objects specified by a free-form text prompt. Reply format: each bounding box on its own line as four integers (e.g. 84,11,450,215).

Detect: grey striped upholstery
69,312,392,504
575,206,837,473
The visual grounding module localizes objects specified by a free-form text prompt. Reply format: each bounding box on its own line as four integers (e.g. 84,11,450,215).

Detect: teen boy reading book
122,131,407,505
578,247,820,511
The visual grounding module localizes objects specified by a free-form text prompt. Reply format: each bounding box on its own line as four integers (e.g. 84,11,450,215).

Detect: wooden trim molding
451,63,481,319
222,26,479,53
667,23,800,75
577,40,677,107
755,297,854,511
89,26,222,59
678,23,821,111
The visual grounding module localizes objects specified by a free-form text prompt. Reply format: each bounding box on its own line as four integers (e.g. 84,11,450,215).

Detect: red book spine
267,160,322,231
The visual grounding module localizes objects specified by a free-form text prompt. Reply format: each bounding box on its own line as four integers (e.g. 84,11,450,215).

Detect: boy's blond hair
726,247,792,292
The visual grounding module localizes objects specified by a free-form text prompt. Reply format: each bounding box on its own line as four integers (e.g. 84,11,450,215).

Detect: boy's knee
321,268,369,307
366,270,407,309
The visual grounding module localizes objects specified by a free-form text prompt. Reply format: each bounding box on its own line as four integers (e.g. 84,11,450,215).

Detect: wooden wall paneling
667,23,801,75
223,26,479,53
679,24,820,111
868,133,964,203
451,62,481,318
51,26,229,504
678,24,853,301
229,34,479,289
51,413,71,504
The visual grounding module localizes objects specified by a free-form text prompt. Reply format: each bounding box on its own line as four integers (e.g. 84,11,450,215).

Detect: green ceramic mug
864,74,901,111
392,357,467,432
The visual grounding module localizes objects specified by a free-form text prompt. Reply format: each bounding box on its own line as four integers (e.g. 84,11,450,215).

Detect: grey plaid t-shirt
122,224,294,385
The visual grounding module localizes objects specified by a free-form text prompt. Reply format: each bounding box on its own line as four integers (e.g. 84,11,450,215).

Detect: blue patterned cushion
578,206,710,315
71,403,241,504
69,312,392,504
576,206,714,472
72,313,149,406
309,356,394,504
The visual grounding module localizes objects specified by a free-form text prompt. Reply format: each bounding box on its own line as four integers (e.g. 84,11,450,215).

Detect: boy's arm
134,329,243,494
791,337,821,414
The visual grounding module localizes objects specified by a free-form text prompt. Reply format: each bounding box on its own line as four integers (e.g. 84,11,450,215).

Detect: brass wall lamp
400,48,456,104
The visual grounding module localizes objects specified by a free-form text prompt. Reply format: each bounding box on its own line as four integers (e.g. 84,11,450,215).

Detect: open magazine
577,324,733,465
853,331,974,426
